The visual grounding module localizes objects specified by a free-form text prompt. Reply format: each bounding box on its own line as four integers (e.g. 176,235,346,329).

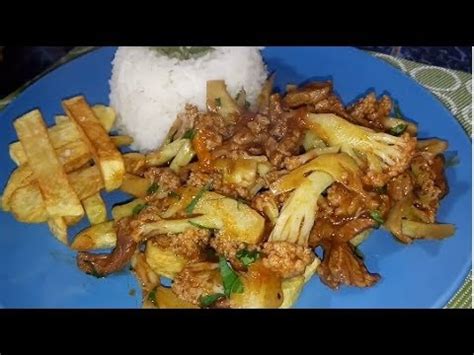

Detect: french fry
82,193,107,225
64,214,84,226
68,165,104,200
54,115,70,125
92,104,116,132
8,142,27,165
9,182,48,223
57,140,92,173
1,164,35,211
71,221,116,251
13,110,83,218
63,96,125,191
120,173,151,197
123,153,146,175
47,217,68,245
111,135,134,147
112,198,145,221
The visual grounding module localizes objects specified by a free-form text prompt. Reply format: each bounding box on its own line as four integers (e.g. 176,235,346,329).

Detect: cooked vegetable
169,139,195,173
270,171,334,246
112,198,146,221
120,173,152,198
71,221,116,251
199,293,226,308
13,109,84,218
214,158,258,188
206,80,240,122
145,138,187,167
389,123,408,136
111,135,134,147
416,138,448,156
369,210,384,227
63,96,125,191
91,104,116,132
1,164,35,211
47,217,68,245
306,113,417,186
382,117,417,136
155,287,199,309
401,220,455,239
257,74,275,112
145,240,187,279
132,203,147,216
236,248,262,267
123,153,146,175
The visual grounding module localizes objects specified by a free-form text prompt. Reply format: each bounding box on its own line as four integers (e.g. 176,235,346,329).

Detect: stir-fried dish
1,77,455,308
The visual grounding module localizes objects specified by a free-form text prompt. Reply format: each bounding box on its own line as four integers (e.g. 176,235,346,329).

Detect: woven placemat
0,47,471,308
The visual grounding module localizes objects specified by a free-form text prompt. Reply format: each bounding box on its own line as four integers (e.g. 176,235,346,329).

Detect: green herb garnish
215,97,222,108
236,248,261,267
390,123,408,136
168,191,181,199
393,102,403,118
152,47,214,60
147,183,160,195
189,220,214,230
147,289,157,304
369,210,384,227
132,203,147,216
199,293,225,308
219,256,244,297
185,183,211,215
183,128,196,140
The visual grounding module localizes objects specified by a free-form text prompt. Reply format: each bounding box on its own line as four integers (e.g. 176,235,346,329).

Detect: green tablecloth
0,47,471,308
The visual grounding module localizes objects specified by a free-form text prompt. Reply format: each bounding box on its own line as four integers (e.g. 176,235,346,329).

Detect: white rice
109,47,268,152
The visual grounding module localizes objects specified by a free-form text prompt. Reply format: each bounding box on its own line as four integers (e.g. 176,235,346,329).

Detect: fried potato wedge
48,217,68,245
112,198,145,221
54,115,70,125
1,164,35,211
82,193,107,225
10,182,48,223
68,165,104,200
71,221,116,251
63,96,124,191
111,135,134,147
13,110,83,218
120,173,151,197
64,214,84,226
57,140,92,173
123,153,146,175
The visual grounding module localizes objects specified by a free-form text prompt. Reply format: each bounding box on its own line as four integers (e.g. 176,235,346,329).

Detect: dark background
0,46,471,99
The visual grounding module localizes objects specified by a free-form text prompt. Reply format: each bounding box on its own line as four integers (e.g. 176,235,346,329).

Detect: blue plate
0,47,471,308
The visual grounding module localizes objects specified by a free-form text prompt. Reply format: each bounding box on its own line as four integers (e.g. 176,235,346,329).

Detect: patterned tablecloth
0,47,471,308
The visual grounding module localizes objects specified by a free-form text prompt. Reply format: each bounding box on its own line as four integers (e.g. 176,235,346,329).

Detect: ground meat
151,229,210,262
311,94,349,118
318,240,380,289
171,104,200,140
309,217,375,247
387,171,414,201
346,93,392,131
143,167,181,191
262,241,315,278
432,155,448,199
210,233,260,271
324,183,389,221
282,82,332,108
194,112,228,150
172,262,225,306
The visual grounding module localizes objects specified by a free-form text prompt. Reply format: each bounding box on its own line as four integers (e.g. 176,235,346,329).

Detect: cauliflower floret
262,241,315,279
306,113,416,187
251,191,279,225
152,228,211,262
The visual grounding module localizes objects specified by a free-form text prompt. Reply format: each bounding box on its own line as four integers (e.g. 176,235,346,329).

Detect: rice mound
109,47,268,152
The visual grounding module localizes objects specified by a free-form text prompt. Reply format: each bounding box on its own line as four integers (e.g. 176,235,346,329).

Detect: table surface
0,47,471,98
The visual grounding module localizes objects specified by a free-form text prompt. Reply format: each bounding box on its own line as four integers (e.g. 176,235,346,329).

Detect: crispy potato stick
112,198,145,221
82,193,107,225
111,135,134,147
64,214,84,226
57,140,92,173
68,165,104,200
47,217,68,245
120,173,151,197
1,164,35,211
54,115,70,125
63,96,124,191
13,110,83,218
91,104,116,132
9,182,48,223
123,153,146,175
71,221,116,251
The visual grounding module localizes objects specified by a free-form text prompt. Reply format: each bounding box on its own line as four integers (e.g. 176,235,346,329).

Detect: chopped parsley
390,123,408,136
236,248,261,267
369,210,384,227
147,183,160,195
219,256,244,297
147,289,157,304
188,220,214,230
199,293,225,308
132,203,148,216
168,191,181,199
393,102,404,118
183,128,196,140
152,47,214,60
